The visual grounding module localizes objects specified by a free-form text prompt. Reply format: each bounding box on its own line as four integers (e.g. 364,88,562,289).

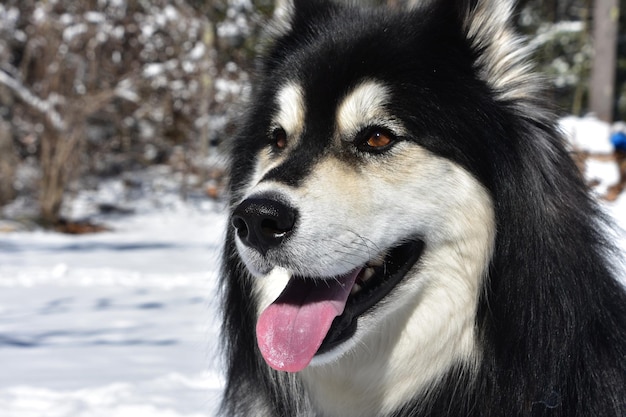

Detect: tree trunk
38,122,83,226
589,0,619,122
0,119,16,207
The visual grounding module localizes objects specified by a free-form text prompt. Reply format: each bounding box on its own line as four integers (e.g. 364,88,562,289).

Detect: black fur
220,1,626,416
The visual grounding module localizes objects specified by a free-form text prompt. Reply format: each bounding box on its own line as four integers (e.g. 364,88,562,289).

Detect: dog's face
228,3,497,411
235,79,468,279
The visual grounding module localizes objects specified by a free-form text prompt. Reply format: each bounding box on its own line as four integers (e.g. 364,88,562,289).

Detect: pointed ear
412,0,539,106
459,0,515,39
271,0,336,36
408,0,474,17
453,0,541,105
410,0,514,36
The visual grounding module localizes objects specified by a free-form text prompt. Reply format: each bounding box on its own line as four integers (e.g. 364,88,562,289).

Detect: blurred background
0,1,625,417
0,0,625,229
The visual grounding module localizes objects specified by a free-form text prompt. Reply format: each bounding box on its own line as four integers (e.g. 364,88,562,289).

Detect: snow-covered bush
0,0,271,224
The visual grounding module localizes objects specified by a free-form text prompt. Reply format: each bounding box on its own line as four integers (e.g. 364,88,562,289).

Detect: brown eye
272,128,287,150
357,127,397,153
367,131,393,149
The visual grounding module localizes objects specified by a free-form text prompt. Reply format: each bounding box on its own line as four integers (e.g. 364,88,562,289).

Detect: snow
84,12,107,24
63,23,89,43
163,5,180,22
528,21,584,50
0,71,66,131
0,5,20,25
585,158,621,195
0,117,625,417
0,204,227,417
143,63,166,78
559,115,614,154
189,43,207,61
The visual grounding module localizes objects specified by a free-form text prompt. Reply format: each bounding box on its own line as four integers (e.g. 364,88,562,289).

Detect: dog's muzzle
231,195,297,255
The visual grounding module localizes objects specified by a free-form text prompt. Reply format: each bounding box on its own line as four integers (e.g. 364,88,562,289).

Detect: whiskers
305,224,384,280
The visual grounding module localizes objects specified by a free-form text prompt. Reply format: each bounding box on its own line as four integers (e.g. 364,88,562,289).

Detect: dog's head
226,0,532,382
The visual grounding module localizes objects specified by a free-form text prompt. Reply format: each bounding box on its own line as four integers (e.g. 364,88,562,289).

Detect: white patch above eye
336,80,395,137
274,82,306,138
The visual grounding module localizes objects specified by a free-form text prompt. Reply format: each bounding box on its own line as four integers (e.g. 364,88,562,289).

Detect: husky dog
220,0,626,416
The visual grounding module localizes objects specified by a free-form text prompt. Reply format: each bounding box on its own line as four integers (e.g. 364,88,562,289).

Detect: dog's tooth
361,267,375,283
350,283,362,295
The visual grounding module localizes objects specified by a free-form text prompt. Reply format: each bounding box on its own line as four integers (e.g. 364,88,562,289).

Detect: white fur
244,142,495,416
463,0,545,113
301,161,494,416
255,266,292,316
269,0,295,37
273,82,306,139
336,80,405,139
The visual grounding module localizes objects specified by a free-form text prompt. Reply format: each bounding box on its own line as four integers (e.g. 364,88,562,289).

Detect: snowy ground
0,200,227,417
1,117,625,417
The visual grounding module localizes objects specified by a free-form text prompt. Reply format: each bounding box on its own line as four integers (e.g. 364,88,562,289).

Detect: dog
219,0,626,415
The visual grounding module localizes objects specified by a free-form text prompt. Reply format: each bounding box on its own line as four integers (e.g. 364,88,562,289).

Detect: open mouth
255,239,425,372
318,239,425,354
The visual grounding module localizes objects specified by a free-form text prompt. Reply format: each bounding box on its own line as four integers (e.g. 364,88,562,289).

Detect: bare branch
0,69,66,131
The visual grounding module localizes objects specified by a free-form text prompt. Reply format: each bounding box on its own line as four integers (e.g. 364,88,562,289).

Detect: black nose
231,196,297,255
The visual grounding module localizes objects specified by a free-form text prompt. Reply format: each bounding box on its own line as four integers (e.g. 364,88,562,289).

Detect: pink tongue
256,270,359,372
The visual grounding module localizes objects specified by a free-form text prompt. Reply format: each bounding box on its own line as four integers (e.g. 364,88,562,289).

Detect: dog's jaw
301,174,494,416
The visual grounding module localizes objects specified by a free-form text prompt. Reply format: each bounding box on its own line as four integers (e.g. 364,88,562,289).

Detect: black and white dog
220,0,626,415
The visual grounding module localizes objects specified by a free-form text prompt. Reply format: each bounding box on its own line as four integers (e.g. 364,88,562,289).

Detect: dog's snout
232,197,297,255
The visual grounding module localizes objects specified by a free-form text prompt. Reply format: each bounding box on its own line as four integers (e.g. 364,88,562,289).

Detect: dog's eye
271,128,288,150
367,131,393,148
357,128,396,153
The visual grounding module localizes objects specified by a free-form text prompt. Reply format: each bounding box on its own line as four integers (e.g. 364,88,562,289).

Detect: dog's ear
455,0,516,39
410,0,513,32
409,0,540,111
271,0,336,36
444,0,540,106
255,0,337,76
